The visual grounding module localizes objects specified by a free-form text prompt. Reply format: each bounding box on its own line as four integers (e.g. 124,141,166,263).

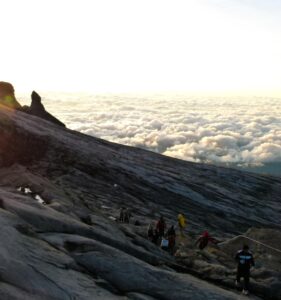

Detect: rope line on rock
238,235,281,254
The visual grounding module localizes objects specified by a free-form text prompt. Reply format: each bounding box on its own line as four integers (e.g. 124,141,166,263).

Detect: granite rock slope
0,105,280,299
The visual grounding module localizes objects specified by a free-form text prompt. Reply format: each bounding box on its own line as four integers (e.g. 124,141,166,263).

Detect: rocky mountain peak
0,81,65,127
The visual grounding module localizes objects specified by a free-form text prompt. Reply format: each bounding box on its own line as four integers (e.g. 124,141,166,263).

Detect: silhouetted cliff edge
0,81,65,127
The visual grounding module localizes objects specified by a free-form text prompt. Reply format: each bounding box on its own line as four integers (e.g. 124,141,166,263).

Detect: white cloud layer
19,93,281,170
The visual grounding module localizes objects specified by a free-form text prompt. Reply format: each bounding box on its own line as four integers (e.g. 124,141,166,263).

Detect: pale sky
1,0,281,95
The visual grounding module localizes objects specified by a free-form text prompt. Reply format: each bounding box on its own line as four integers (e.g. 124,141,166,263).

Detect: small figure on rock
147,222,155,241
147,222,159,245
166,225,176,254
195,231,219,250
177,213,186,237
156,215,166,238
124,208,131,223
119,207,125,222
235,244,255,296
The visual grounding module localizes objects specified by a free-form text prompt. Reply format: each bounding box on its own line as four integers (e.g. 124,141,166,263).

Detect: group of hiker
147,216,177,253
147,214,187,254
146,214,255,296
146,214,219,252
119,207,132,223
118,208,255,295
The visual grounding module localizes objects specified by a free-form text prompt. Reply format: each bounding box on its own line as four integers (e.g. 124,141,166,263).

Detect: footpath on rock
0,82,280,300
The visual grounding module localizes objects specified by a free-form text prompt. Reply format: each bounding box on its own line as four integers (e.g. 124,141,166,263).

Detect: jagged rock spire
25,90,65,127
30,91,46,112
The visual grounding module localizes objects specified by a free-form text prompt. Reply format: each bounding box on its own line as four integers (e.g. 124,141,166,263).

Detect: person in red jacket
156,216,166,238
195,231,219,250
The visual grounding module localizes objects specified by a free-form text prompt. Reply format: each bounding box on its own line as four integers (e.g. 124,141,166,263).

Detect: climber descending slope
235,245,255,295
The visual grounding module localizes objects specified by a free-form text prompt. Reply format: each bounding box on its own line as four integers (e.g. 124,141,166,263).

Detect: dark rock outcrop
0,81,65,127
0,81,21,109
22,91,65,127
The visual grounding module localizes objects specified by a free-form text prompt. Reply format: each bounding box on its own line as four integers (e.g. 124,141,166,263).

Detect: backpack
161,238,169,248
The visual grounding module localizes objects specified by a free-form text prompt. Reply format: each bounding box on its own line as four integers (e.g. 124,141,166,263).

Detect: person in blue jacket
235,244,255,295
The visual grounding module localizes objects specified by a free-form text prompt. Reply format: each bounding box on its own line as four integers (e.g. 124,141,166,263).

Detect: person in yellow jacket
178,213,186,237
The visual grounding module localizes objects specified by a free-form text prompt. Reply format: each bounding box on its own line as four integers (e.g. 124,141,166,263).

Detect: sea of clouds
20,93,281,175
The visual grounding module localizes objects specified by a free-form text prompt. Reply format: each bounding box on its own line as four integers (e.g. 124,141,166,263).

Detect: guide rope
229,235,281,254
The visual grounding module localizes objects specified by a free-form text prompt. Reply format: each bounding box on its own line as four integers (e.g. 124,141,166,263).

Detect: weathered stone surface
0,105,280,299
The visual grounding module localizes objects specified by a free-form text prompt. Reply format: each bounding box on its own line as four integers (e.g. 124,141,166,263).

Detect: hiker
235,244,255,295
195,231,219,250
152,229,159,245
166,225,176,254
156,216,166,238
147,222,154,241
147,222,159,245
119,207,125,222
124,208,131,223
177,213,186,237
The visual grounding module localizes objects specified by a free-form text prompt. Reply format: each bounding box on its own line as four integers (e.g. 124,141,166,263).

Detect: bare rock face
0,101,280,299
0,81,21,109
